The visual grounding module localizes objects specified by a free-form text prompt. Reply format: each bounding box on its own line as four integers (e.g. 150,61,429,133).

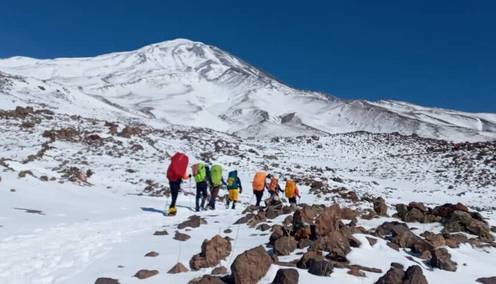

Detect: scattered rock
133,269,158,279
153,229,168,236
168,262,189,274
477,277,496,284
190,235,232,270
95,278,120,284
211,266,228,275
308,259,333,276
18,170,33,178
375,264,428,284
188,275,227,284
174,231,191,241
366,237,378,247
431,248,457,271
144,251,159,257
231,245,273,284
273,236,297,256
271,268,299,284
178,215,207,229
373,197,388,216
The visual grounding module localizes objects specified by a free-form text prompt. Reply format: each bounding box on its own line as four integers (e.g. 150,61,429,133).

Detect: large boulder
190,235,232,270
430,248,457,272
308,259,333,276
373,197,388,216
403,265,428,284
188,275,226,284
375,264,427,284
231,246,273,284
315,205,342,235
273,236,297,256
296,250,324,269
271,268,299,284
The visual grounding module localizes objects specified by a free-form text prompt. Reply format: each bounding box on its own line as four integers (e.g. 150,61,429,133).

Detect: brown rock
168,262,189,274
133,269,158,279
178,215,207,229
174,231,191,241
403,265,428,284
153,229,168,236
373,197,388,216
431,248,457,271
231,245,273,284
273,236,297,256
144,251,159,257
188,275,226,284
366,237,378,247
95,278,120,284
347,266,366,277
341,207,358,220
271,268,299,284
211,266,228,275
190,235,232,270
308,259,333,276
477,277,496,284
374,266,404,284
296,250,324,269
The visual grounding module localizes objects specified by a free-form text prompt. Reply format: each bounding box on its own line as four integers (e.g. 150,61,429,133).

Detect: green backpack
211,164,223,187
227,170,239,190
193,163,206,183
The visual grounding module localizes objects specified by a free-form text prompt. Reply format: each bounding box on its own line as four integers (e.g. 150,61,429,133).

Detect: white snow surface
0,109,495,283
1,38,495,142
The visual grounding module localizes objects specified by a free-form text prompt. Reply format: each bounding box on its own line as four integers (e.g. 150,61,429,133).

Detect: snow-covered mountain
1,38,495,141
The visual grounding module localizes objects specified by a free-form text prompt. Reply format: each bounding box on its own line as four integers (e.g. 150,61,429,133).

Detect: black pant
169,180,181,208
209,185,220,209
196,181,208,210
254,190,264,206
289,197,297,204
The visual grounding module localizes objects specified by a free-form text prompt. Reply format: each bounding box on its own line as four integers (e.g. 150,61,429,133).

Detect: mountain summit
1,39,495,141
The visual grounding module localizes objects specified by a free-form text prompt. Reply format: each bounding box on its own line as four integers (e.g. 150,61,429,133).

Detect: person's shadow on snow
140,206,195,216
140,207,166,216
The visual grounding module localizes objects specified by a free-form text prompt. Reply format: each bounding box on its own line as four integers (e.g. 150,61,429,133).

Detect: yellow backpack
285,179,296,198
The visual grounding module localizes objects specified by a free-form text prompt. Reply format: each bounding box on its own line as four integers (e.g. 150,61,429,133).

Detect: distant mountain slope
1,38,495,141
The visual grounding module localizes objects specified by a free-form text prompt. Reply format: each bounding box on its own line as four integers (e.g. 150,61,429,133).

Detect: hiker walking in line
268,175,283,199
252,171,270,207
208,164,226,210
226,170,242,209
166,152,189,216
284,177,301,207
192,162,208,212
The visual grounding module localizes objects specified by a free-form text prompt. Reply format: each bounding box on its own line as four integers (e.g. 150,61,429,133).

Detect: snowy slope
0,108,495,283
1,39,495,142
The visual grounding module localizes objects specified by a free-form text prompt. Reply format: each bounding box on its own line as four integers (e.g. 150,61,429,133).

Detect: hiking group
166,152,301,216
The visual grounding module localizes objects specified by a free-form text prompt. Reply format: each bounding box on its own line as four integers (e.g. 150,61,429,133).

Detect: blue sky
1,0,495,112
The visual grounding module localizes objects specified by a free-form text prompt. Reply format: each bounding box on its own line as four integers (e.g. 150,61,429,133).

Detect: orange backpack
285,179,297,198
252,171,267,191
268,176,279,192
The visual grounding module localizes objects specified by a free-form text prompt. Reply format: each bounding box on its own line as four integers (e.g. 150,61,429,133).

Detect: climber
252,171,270,207
166,152,189,216
284,177,301,206
208,164,226,210
192,162,208,211
268,175,283,198
226,170,243,209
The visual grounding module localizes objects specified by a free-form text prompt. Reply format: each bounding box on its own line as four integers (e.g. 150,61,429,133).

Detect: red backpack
166,152,189,182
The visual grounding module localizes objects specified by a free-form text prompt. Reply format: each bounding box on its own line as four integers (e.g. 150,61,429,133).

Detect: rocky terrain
1,105,495,283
